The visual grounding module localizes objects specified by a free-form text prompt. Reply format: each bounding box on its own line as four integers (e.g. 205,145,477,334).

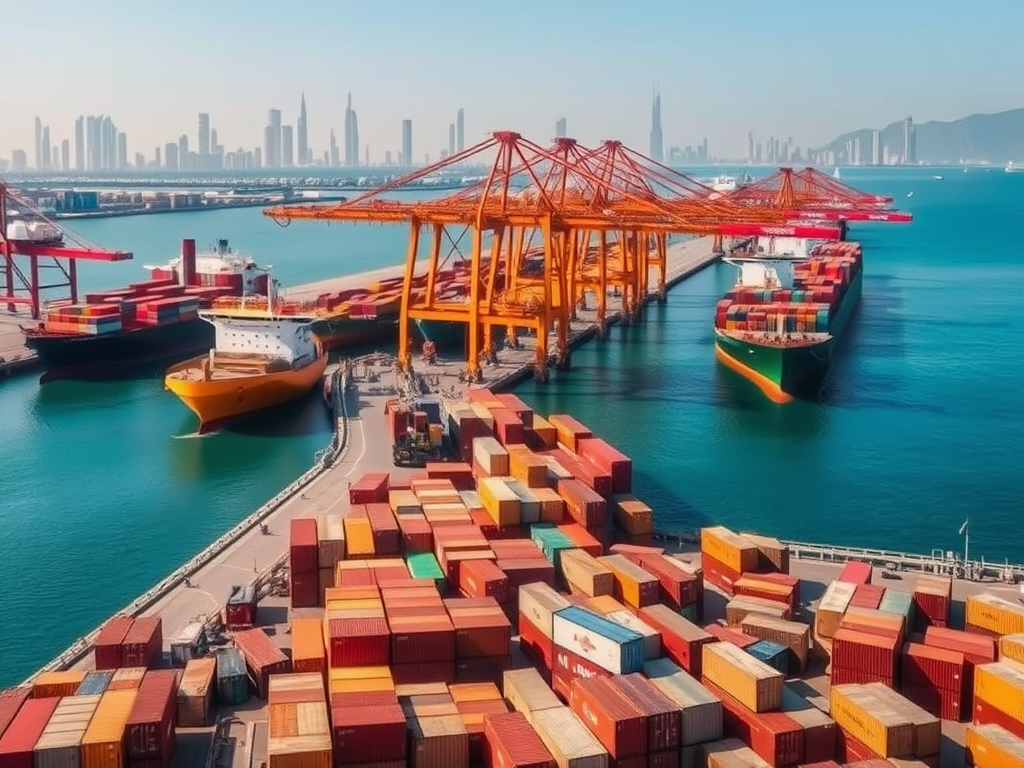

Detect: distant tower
746,131,754,164
282,125,294,167
345,94,360,167
198,113,210,162
402,119,413,167
34,116,42,170
74,116,85,172
297,94,308,166
265,109,282,169
903,117,916,165
448,123,456,157
41,126,51,171
555,118,567,138
456,108,465,153
649,88,664,162
329,129,339,166
871,129,881,166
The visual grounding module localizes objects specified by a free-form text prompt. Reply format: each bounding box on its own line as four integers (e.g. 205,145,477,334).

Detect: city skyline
0,0,1019,165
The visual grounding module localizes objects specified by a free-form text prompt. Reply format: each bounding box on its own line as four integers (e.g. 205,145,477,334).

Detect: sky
2,0,1022,164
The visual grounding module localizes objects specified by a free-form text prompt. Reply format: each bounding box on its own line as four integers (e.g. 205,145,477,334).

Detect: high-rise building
198,113,210,163
11,150,27,172
178,134,189,171
871,129,881,166
329,130,339,167
134,152,145,170
61,139,70,172
265,109,282,168
73,117,84,172
344,94,359,167
34,117,42,170
117,132,128,170
297,94,308,166
649,89,663,163
101,116,116,170
402,119,413,168
154,146,161,168
456,108,465,153
746,131,754,164
448,123,456,157
164,142,179,171
282,125,294,167
555,118,567,138
40,126,51,171
86,116,100,171
903,117,916,165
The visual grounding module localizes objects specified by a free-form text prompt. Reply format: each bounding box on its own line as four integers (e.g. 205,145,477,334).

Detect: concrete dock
0,313,38,375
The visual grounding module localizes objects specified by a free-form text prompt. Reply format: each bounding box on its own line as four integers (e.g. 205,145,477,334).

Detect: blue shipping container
76,670,114,696
552,605,645,675
215,648,249,706
747,640,789,675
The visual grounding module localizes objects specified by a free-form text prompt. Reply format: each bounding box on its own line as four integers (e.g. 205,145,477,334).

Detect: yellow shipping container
597,553,659,610
560,549,615,598
585,595,626,615
81,689,138,768
342,517,375,557
529,415,558,448
966,723,1024,768
449,682,502,704
328,666,394,696
32,669,88,698
1001,635,1024,666
477,476,520,527
509,448,551,489
530,487,566,523
178,656,216,728
975,662,1024,723
966,594,1024,637
701,526,759,574
613,495,654,536
829,684,915,758
702,642,783,713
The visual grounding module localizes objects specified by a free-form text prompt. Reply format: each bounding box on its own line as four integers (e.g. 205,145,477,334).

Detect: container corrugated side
815,580,856,639
107,668,145,692
828,684,914,759
603,611,661,660
701,642,783,713
862,682,940,758
974,661,1024,723
700,526,759,574
702,737,771,768
81,689,138,768
568,676,646,759
967,594,1024,637
639,604,713,677
125,670,177,763
291,618,326,676
408,713,470,768
1002,635,1024,666
177,657,216,728
503,668,562,723
316,512,346,569
560,549,614,598
530,706,609,768
965,723,1024,768
34,693,101,768
644,658,724,746
0,688,29,742
483,710,556,768
596,554,659,609
519,583,571,639
0,696,61,767
552,606,645,675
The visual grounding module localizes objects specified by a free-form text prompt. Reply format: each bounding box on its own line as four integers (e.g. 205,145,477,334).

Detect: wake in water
172,430,220,439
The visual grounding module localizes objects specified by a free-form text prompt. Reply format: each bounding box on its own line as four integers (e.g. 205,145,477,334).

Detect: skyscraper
282,125,294,167
402,119,413,167
75,117,85,172
344,94,359,167
456,108,465,153
164,142,179,171
329,129,339,167
649,89,663,163
903,117,916,165
265,109,282,168
448,123,456,157
101,117,117,171
746,131,754,164
117,132,128,170
297,94,308,166
86,116,99,171
34,117,42,170
178,134,189,171
871,129,881,166
555,118,567,138
61,139,70,172
41,126,51,171
198,113,210,162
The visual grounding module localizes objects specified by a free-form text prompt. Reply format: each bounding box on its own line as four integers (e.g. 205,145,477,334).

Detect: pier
0,313,39,375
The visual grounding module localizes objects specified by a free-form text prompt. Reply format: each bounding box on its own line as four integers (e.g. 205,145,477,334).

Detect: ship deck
166,353,295,382
716,328,833,348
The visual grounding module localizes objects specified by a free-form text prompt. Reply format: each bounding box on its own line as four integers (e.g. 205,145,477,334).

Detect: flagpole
964,519,969,568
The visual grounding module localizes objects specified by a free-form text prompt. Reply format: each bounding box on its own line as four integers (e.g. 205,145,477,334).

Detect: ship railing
21,367,350,685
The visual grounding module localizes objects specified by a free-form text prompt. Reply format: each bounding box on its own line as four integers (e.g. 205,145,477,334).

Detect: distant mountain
819,109,1024,164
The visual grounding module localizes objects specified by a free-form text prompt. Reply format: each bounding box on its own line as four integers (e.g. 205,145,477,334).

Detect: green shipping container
406,552,445,584
878,590,914,629
529,524,576,571
215,647,249,706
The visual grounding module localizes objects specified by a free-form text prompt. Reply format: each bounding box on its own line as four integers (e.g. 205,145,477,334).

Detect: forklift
393,425,444,467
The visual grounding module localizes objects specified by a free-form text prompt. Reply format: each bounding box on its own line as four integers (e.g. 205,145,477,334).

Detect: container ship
714,238,863,403
23,239,269,382
164,288,328,433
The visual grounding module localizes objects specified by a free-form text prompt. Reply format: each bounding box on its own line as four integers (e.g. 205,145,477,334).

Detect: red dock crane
0,182,132,318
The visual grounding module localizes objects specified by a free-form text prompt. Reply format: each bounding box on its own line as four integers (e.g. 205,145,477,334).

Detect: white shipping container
531,706,610,768
33,694,101,768
605,610,661,660
552,609,643,675
519,582,571,639
473,436,509,475
170,619,208,666
644,658,724,746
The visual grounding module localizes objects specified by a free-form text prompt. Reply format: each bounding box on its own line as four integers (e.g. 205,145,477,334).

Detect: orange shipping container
547,414,591,452
597,554,660,609
1001,634,1024,666
560,549,614,598
292,617,328,676
829,683,915,759
177,657,216,728
701,526,759,575
32,669,87,698
509,449,551,488
612,495,653,536
974,662,1024,723
701,642,783,713
81,689,139,768
966,723,1024,768
343,516,376,557
967,594,1024,637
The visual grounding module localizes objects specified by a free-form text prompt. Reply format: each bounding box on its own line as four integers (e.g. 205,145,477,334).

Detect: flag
958,520,969,536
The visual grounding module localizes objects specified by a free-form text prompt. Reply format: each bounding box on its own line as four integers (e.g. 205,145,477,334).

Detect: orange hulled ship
164,291,327,433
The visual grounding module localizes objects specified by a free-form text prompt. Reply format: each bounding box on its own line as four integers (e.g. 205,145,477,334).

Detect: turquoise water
1,169,1022,687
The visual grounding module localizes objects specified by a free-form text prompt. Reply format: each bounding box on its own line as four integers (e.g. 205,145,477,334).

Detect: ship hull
24,319,214,382
312,315,397,350
165,352,329,434
715,267,862,402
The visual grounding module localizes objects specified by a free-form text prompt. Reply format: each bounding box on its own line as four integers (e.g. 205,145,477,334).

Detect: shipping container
330,701,407,764
739,614,811,674
33,693,100,768
503,668,563,723
901,642,964,721
108,668,145,693
643,658,723,746
701,527,760,575
95,615,134,670
828,684,915,759
76,671,114,696
556,479,607,529
831,627,899,686
558,549,614,599
702,551,743,597
225,583,258,629
636,553,701,612
965,723,1024,768
552,606,645,675
0,688,29,743
350,471,390,504
520,583,572,639
529,706,609,768
862,682,941,758
215,648,249,706
611,496,653,536
576,437,632,494
639,604,714,678
701,642,783,713
596,555,659,610
838,561,873,586
611,673,681,752
121,615,162,669
233,628,292,699
702,678,804,767
290,517,320,574
966,594,1024,637
473,437,510,476
0,696,60,768
168,620,207,667
745,640,789,675
81,689,138,768
912,575,952,631
568,676,646,758
316,512,346,568
125,670,177,767
1002,635,1024,666
975,661,1024,723
780,686,837,764
815,581,856,639
733,574,798,615
702,737,771,768
738,532,790,574
704,624,759,650
724,595,790,626
291,617,327,677
176,657,216,728
548,415,592,452
483,711,556,768
446,597,512,659
603,611,660,661
31,670,87,698
408,713,469,768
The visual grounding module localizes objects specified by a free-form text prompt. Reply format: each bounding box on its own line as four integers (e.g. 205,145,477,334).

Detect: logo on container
573,633,597,653
762,227,797,236
582,702,599,726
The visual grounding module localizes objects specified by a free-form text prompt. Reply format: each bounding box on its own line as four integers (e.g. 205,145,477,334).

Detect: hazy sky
3,0,1021,163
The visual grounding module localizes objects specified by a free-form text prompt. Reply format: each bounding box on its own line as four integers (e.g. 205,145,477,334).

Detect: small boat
164,282,327,434
932,175,944,180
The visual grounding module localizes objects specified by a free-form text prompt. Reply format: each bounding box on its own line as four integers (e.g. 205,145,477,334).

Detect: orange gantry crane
0,182,132,318
264,132,840,381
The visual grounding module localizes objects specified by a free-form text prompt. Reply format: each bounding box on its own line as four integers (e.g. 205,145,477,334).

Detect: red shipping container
849,584,885,610
455,655,510,686
0,696,60,768
389,615,455,664
836,729,884,764
611,673,682,752
733,578,797,615
349,471,390,504
0,688,29,742
365,502,401,555
647,752,677,768
338,567,377,587
901,642,964,698
704,623,759,649
289,518,319,574
639,604,714,678
330,690,398,709
483,711,556,768
397,514,434,554
121,615,163,669
426,461,475,491
518,611,554,673
704,679,804,767
491,408,526,446
95,614,134,670
391,661,455,685
568,676,647,758
459,559,509,603
902,683,960,722
331,703,408,763
233,628,292,698
837,561,872,586
923,625,996,707
637,553,701,611
494,393,533,427
702,551,742,596
555,478,608,529
913,582,952,631
545,448,613,497
556,523,603,557
974,696,1024,740
490,539,544,559
576,437,632,494
551,644,610,683
290,569,319,608
497,559,556,592
126,670,178,767
831,628,898,682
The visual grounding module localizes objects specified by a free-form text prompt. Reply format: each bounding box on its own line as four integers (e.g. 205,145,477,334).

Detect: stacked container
121,616,163,669
232,628,292,699
922,625,997,714
829,682,939,764
503,668,563,725
291,617,328,680
634,553,701,620
733,573,799,616
177,657,216,728
95,615,135,670
401,684,470,768
81,688,139,768
596,555,660,611
323,586,390,669
643,657,724,760
32,670,87,698
383,582,455,685
331,683,406,767
445,597,512,686
966,594,1024,638
518,583,571,678
34,694,101,768
901,641,966,720
639,604,714,678
483,711,556,768
267,673,331,768
739,614,810,674
215,648,249,706
316,512,346,601
0,696,60,766
125,670,178,768
912,574,952,631
814,581,855,642
965,723,1024,768
973,659,1024,738
700,527,760,596
290,518,320,608
568,677,646,764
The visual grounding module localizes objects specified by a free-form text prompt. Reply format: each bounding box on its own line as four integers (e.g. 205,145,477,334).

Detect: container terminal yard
5,135,1024,768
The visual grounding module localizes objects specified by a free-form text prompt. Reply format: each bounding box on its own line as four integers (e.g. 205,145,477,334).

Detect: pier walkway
0,313,38,375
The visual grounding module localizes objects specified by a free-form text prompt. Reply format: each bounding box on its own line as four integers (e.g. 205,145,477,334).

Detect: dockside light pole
959,518,970,570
